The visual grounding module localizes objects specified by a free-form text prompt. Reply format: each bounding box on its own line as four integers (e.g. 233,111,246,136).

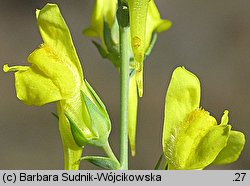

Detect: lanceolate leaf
103,21,119,54
154,154,164,170
51,112,59,120
92,40,109,58
81,156,120,170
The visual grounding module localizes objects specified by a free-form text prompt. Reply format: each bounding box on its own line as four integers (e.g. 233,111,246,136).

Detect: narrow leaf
92,40,108,58
154,154,163,170
103,20,119,54
51,112,59,120
92,41,120,68
81,156,120,170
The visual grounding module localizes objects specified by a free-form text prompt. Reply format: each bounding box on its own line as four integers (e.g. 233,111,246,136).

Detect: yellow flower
162,67,245,169
83,0,117,48
3,3,111,170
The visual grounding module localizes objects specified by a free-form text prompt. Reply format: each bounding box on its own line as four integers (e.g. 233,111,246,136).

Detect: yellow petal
83,0,117,46
36,4,83,82
145,0,172,50
4,64,63,106
163,67,201,163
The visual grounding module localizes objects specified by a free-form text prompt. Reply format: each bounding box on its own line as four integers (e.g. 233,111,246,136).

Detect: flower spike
84,0,172,157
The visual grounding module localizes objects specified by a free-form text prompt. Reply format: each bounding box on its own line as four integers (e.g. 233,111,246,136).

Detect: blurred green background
0,0,249,169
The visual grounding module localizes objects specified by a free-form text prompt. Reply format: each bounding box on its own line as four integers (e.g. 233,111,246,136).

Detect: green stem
119,27,129,170
118,1,129,170
118,0,122,7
